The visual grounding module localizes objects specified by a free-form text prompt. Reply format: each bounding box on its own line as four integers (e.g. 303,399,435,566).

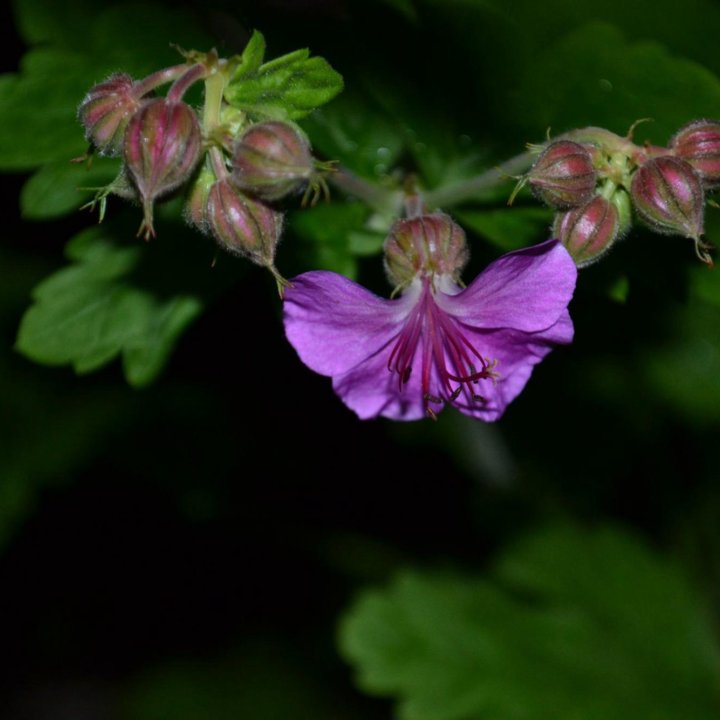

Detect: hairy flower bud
184,164,216,233
124,97,203,239
526,140,597,209
384,213,469,286
206,178,284,269
552,195,624,267
231,121,315,201
78,73,141,156
630,156,704,240
670,119,720,188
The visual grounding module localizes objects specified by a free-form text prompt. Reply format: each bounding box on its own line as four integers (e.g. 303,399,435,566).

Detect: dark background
1,1,719,718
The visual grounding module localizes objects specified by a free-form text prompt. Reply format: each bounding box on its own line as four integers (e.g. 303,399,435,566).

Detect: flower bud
552,195,623,267
231,121,314,201
384,213,469,286
670,119,720,188
630,156,704,240
183,164,216,233
123,97,203,239
526,140,597,209
78,73,141,156
206,178,284,269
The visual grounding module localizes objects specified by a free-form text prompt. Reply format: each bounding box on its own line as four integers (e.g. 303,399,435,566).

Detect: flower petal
283,270,412,376
332,350,429,421
439,240,577,332
450,310,574,421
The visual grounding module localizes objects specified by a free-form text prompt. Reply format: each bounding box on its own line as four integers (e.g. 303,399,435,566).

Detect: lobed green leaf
15,227,203,387
225,34,344,121
340,524,720,720
20,158,120,220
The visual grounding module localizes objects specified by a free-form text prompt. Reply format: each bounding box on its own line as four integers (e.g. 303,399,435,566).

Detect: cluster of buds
513,120,720,266
78,50,331,290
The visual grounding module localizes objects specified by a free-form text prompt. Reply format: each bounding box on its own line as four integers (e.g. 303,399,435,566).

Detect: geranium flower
283,217,577,421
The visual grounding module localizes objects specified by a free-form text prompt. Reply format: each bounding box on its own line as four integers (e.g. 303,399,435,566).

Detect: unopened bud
384,213,469,286
231,121,315,201
670,119,720,188
526,140,597,209
78,73,140,156
630,156,704,240
184,164,216,233
124,98,203,239
206,178,283,269
552,195,624,267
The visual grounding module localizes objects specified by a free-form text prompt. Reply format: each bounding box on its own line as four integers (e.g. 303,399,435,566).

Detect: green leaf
643,289,720,422
0,49,96,168
340,524,720,720
13,0,97,45
20,158,120,220
225,41,344,120
15,227,203,387
512,22,720,144
122,640,365,720
302,90,405,180
289,201,387,277
234,30,267,79
456,207,553,252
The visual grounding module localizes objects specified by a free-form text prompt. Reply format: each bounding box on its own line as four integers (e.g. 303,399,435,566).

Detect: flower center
386,278,498,419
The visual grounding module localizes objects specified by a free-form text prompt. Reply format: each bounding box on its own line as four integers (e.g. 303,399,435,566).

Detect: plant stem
328,168,403,216
423,151,533,208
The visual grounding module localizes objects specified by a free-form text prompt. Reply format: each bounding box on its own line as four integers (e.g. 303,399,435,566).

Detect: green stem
328,168,403,216
202,65,226,132
422,151,534,208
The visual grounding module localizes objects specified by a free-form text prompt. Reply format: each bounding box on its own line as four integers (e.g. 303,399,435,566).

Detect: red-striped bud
527,140,597,209
206,178,284,269
630,156,704,240
384,213,469,286
231,121,314,201
78,73,141,156
552,195,625,267
670,119,720,188
123,98,203,239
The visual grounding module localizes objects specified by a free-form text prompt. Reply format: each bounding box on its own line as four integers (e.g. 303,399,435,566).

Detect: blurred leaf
290,201,384,277
0,49,96,168
376,0,418,21
20,157,120,219
358,70,484,188
340,524,720,720
644,288,720,422
225,31,343,120
122,641,364,720
15,227,203,386
13,0,96,45
302,88,405,179
512,22,720,143
457,206,553,252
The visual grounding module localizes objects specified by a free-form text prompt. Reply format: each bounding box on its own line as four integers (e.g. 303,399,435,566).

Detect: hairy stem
328,168,403,216
423,151,534,208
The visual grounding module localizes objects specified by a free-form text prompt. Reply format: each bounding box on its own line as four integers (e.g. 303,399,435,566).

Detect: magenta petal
283,239,577,423
451,310,574,421
439,240,577,332
332,351,428,421
283,270,410,376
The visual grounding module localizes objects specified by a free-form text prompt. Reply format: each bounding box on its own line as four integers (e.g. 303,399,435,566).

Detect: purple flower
283,239,577,421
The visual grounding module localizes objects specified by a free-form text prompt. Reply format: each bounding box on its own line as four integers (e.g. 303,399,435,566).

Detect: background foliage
1,0,719,717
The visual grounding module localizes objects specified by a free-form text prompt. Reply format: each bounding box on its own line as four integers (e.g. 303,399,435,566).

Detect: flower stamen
386,278,498,418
